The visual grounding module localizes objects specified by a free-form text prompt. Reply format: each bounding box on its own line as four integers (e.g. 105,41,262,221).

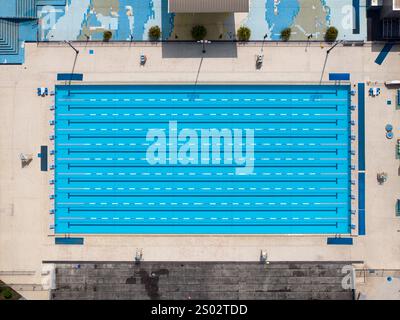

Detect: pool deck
0,41,399,299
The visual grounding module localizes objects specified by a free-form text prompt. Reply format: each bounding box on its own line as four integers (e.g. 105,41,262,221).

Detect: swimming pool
54,84,351,234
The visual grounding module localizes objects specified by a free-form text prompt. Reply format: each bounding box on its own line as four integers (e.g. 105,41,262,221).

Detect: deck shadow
161,42,238,58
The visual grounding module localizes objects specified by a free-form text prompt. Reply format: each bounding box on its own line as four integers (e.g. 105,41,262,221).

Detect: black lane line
67,208,338,212
67,135,340,139
67,105,342,110
63,89,341,95
67,149,339,154
66,222,339,227
68,120,339,124
66,164,339,168
66,193,338,198
67,179,338,183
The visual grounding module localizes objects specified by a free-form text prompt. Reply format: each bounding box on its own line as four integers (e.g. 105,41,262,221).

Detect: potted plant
103,30,112,42
237,26,251,41
325,26,338,42
148,26,161,41
280,28,291,41
191,25,207,41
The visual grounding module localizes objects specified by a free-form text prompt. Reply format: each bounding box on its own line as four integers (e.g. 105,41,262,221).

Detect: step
0,19,19,55
0,44,25,64
36,0,66,6
16,0,36,19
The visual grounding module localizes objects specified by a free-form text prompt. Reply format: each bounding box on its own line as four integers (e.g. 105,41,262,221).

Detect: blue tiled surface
0,0,36,19
329,73,351,81
358,83,365,171
41,145,48,171
0,1,65,64
0,0,39,64
0,19,22,64
55,237,84,244
36,0,66,5
352,0,360,34
0,0,367,64
358,172,365,235
57,73,83,81
0,0,19,18
375,43,394,65
35,0,366,41
327,237,353,245
265,0,300,40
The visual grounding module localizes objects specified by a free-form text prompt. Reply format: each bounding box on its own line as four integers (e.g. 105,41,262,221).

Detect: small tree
2,289,12,299
237,26,251,41
148,26,161,41
280,28,291,41
191,25,207,41
103,30,112,42
325,26,338,42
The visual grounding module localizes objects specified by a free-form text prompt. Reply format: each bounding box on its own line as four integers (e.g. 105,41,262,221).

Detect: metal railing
33,39,372,50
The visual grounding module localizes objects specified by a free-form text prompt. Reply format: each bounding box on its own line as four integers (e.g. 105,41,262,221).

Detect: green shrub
280,28,291,41
103,30,112,42
237,26,251,41
2,289,12,299
148,26,161,41
191,25,207,41
325,26,338,42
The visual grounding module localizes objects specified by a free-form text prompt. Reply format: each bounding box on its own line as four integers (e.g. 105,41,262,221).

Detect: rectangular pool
54,85,351,234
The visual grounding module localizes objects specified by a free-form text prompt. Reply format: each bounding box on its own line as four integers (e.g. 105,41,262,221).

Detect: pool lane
54,85,351,234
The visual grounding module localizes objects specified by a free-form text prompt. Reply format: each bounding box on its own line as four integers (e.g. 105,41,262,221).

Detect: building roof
168,0,249,13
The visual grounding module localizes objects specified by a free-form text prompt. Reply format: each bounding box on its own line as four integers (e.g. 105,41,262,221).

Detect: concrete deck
0,41,399,299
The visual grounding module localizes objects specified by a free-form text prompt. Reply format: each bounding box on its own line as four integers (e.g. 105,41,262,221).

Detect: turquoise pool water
54,85,351,234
